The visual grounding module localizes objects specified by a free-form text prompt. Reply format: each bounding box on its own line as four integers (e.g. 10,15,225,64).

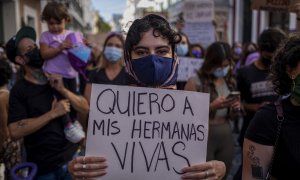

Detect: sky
91,0,127,22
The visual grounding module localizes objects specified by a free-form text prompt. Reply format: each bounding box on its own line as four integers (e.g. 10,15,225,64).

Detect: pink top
40,30,77,79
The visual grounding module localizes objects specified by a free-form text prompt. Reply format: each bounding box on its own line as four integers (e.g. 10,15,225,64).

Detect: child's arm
40,40,72,60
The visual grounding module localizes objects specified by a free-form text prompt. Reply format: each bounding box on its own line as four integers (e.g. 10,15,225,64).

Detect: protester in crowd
39,1,85,143
233,28,286,179
6,26,89,179
242,34,300,180
232,42,243,63
184,41,240,179
0,60,21,179
69,14,226,180
240,42,259,67
177,32,190,57
177,32,192,90
233,42,258,75
189,43,205,59
84,32,127,104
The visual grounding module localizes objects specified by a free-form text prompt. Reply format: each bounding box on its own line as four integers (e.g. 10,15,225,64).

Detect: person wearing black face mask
22,47,44,69
5,26,89,178
233,28,286,180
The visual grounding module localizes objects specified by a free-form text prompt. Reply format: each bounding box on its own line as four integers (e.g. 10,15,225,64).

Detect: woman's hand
68,156,108,179
181,160,226,180
210,96,234,110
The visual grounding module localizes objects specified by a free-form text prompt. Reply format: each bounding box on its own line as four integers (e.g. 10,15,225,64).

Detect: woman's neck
106,63,121,71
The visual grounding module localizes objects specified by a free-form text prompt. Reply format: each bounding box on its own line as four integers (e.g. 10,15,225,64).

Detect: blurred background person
185,41,241,179
189,43,205,59
233,42,259,75
233,28,286,179
0,60,21,179
232,42,242,64
84,32,127,105
176,32,192,90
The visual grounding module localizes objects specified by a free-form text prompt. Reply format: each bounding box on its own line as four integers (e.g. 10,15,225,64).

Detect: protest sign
177,57,203,82
86,84,209,180
183,0,214,23
183,22,215,48
251,0,300,12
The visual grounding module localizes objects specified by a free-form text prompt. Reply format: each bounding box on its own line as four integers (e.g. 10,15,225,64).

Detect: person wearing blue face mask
190,43,205,59
185,41,241,179
84,32,128,104
69,14,227,180
176,32,190,57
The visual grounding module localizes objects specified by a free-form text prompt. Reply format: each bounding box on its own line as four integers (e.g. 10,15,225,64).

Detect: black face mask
261,57,272,67
25,48,44,68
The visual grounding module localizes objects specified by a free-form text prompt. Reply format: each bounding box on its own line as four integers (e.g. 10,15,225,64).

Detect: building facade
0,0,97,43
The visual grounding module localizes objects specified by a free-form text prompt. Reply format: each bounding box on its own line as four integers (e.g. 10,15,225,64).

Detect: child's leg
62,78,77,122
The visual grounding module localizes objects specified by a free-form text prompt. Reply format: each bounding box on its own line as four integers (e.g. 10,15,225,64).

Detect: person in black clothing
6,26,89,178
237,28,286,147
84,32,127,104
243,34,300,180
233,28,286,179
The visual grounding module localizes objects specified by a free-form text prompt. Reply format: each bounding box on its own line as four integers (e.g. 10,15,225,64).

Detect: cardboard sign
183,0,214,23
183,22,216,48
86,84,209,180
251,0,300,12
177,57,204,82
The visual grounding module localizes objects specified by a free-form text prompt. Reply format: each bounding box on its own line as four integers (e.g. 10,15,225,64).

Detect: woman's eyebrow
155,45,170,50
133,46,149,51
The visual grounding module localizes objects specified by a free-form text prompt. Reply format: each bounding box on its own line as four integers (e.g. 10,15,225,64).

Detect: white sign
177,57,204,82
86,84,209,180
183,22,215,48
183,0,214,23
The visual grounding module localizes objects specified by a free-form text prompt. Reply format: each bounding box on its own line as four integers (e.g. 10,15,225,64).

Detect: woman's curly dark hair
124,14,181,63
0,60,12,87
270,34,300,95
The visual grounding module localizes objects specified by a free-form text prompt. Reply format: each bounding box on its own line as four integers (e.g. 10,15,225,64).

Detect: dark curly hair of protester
0,60,12,87
270,35,300,95
124,14,181,63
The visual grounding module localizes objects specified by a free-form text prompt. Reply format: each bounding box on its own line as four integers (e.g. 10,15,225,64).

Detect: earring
291,74,296,92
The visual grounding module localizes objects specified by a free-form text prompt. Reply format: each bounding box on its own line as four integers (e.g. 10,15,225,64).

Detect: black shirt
236,64,278,145
8,79,78,175
88,67,128,85
245,97,300,179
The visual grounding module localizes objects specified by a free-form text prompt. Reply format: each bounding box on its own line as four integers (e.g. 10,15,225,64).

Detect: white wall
2,0,20,42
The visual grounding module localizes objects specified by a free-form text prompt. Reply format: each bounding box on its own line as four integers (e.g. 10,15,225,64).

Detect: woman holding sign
185,41,241,179
69,14,226,180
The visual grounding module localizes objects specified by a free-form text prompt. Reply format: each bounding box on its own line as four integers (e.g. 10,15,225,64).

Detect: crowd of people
1,1,300,180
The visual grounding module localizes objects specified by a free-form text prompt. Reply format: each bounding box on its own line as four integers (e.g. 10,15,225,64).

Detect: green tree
97,14,111,32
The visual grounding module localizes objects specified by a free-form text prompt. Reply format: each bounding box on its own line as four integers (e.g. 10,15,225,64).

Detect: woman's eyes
136,50,148,56
156,50,168,56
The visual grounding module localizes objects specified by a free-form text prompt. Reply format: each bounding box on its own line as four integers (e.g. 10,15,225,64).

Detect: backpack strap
265,97,284,180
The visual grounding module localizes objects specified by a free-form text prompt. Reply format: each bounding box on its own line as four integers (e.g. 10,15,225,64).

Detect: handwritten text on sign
86,85,209,180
